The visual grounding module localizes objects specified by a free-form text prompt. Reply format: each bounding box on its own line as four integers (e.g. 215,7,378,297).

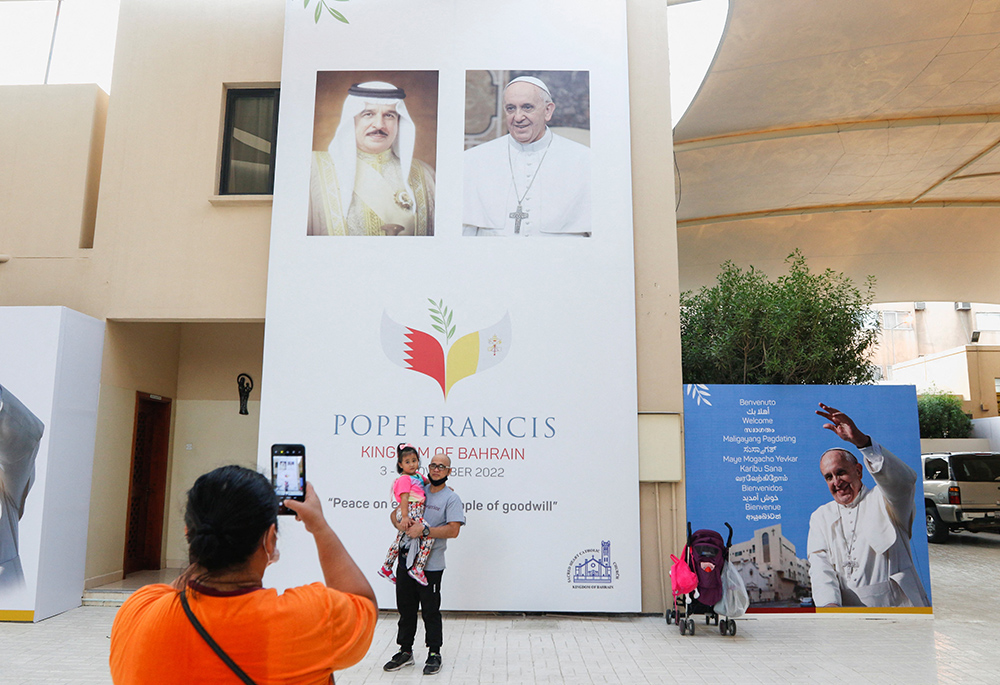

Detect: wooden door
123,393,171,576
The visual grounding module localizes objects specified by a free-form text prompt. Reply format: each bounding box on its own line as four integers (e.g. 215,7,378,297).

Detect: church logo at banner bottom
567,541,619,589
381,300,511,398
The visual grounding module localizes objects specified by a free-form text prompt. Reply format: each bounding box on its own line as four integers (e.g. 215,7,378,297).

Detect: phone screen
271,444,305,514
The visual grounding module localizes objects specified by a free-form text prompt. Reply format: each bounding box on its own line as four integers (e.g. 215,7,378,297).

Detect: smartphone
271,444,306,515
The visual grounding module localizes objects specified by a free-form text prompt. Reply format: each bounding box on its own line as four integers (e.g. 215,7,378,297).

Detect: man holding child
383,449,465,676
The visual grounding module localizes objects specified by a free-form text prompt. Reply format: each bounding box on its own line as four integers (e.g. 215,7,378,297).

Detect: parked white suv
923,452,1000,543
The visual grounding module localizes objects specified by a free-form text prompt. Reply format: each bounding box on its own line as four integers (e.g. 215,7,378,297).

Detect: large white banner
259,0,639,611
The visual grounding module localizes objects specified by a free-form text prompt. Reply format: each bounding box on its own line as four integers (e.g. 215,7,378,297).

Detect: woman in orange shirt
110,465,377,684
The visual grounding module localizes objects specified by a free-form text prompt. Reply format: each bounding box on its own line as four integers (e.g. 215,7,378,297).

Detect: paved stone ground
1,531,997,684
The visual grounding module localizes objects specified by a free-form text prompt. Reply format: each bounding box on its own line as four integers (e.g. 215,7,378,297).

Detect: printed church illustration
573,541,613,584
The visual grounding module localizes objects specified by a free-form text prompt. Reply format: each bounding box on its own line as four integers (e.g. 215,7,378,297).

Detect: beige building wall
0,84,107,318
891,345,1000,418
163,323,264,567
968,346,1000,417
163,399,260,567
921,438,992,453
871,301,1000,374
85,322,265,586
86,322,182,587
0,84,106,255
870,302,1000,416
627,0,686,613
93,0,284,321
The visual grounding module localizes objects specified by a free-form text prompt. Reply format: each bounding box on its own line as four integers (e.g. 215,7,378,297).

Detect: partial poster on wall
258,0,639,611
0,307,104,622
682,384,933,615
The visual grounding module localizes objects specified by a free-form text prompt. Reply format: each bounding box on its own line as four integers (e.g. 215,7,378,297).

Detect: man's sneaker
377,564,396,584
408,567,429,586
383,651,414,672
423,652,442,675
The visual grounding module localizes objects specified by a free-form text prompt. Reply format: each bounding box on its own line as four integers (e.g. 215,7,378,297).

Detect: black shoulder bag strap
179,590,258,685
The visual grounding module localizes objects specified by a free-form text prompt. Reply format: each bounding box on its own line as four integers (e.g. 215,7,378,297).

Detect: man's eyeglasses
428,463,449,471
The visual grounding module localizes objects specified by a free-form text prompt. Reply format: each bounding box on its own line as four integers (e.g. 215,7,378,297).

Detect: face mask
429,475,448,486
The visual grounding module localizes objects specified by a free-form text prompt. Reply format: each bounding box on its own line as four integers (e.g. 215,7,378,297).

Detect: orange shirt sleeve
277,583,378,671
109,584,177,683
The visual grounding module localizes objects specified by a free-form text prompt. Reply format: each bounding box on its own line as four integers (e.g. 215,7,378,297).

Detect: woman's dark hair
184,465,278,572
396,443,418,474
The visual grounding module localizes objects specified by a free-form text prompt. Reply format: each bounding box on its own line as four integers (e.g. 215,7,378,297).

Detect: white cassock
0,385,44,592
463,129,591,237
807,441,930,608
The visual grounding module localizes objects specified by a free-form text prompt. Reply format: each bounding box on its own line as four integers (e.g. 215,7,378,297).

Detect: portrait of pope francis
806,403,930,608
463,72,591,238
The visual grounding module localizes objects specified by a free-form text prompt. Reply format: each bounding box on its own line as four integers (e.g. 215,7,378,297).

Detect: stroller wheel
728,619,737,636
679,619,687,635
705,615,710,625
719,619,727,635
666,609,674,624
686,618,696,635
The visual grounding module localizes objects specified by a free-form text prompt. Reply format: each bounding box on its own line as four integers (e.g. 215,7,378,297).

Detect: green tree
917,389,972,438
680,251,879,384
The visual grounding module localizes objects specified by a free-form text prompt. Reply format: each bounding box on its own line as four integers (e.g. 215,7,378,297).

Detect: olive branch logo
428,299,456,345
381,302,512,399
304,0,349,24
685,384,713,407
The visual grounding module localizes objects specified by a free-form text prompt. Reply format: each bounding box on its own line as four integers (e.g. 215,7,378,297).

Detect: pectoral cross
509,204,529,234
843,558,859,573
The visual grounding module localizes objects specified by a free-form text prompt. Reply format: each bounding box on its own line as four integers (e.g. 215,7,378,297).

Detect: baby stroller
666,522,738,636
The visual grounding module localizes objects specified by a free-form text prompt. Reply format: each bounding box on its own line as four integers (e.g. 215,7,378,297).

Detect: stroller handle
724,522,733,548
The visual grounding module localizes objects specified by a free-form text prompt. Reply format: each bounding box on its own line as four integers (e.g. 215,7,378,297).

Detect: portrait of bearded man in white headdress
309,81,435,236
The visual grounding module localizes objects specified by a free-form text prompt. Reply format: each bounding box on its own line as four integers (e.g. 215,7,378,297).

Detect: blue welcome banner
682,384,932,613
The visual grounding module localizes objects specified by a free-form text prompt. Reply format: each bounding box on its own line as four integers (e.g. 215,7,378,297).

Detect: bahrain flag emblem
381,300,511,398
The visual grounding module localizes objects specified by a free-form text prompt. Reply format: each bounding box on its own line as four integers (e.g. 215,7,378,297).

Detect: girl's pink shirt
392,473,426,503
